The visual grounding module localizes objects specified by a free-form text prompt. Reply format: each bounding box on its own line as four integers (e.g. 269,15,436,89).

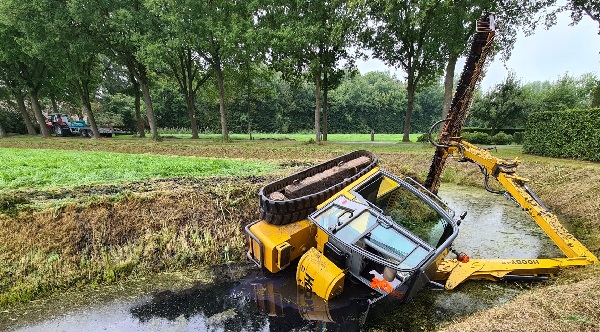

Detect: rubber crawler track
259,150,378,225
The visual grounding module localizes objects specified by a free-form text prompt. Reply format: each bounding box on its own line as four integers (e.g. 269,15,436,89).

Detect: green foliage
557,1,600,33
523,108,600,161
491,132,513,145
541,73,597,112
97,93,136,132
471,74,531,134
472,73,597,132
513,131,524,144
462,132,492,145
328,71,407,133
592,81,600,107
0,107,27,135
0,148,278,192
416,134,430,143
363,0,448,141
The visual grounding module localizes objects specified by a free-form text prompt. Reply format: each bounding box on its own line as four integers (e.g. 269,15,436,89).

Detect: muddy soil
7,175,271,207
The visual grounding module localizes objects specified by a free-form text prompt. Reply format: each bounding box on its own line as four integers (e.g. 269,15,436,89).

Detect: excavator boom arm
434,142,598,289
424,12,597,289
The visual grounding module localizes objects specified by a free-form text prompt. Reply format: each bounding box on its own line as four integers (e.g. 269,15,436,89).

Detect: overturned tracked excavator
245,13,597,312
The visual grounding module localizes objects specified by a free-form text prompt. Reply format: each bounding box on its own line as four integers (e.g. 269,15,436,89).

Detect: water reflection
130,267,372,331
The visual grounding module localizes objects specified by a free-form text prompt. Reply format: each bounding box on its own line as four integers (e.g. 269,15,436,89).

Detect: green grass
151,131,423,142
0,148,278,192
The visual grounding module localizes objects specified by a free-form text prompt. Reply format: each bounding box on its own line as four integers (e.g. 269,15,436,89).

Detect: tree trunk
185,53,199,139
323,71,328,141
15,92,36,135
187,93,199,139
247,109,253,140
126,64,146,138
214,60,229,141
246,92,253,140
442,54,458,120
314,71,321,143
140,79,159,140
51,95,59,113
0,120,6,137
29,90,51,137
133,84,145,137
403,79,415,142
79,83,101,138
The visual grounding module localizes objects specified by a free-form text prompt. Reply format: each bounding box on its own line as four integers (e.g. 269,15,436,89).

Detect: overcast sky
356,9,600,92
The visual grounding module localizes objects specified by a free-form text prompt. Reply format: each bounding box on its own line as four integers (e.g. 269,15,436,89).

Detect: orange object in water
370,277,393,293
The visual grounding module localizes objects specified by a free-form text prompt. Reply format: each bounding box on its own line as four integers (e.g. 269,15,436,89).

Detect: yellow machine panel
377,175,400,197
297,248,345,300
247,219,317,273
315,227,329,253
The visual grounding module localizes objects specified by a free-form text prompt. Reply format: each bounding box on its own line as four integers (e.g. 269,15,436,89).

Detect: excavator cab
297,170,460,302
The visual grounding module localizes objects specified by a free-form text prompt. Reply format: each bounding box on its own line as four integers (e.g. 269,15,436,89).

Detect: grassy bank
0,148,277,192
0,137,599,331
0,177,263,305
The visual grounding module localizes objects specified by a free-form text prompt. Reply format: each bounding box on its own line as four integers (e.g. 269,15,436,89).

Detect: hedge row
462,131,515,145
523,108,600,162
463,127,523,135
417,131,516,145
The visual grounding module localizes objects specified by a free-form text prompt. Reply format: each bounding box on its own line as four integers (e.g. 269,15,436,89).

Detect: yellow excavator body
246,219,317,273
296,247,346,300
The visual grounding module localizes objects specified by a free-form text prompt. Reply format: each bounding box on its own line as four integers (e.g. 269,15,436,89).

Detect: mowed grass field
0,148,277,191
0,136,599,331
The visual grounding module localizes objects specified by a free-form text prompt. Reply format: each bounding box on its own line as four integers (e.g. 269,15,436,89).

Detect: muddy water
2,185,565,332
438,184,563,259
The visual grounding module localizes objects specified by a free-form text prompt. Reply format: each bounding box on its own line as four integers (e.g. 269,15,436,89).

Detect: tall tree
146,0,255,141
0,15,51,137
143,1,216,139
471,74,530,134
161,49,211,139
0,65,37,135
260,0,362,142
439,1,557,120
541,73,598,111
69,0,161,139
437,1,484,120
363,0,447,142
563,0,600,31
1,0,106,137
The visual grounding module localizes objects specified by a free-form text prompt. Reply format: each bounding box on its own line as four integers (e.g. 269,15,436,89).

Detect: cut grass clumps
0,148,277,192
0,194,30,217
0,177,262,306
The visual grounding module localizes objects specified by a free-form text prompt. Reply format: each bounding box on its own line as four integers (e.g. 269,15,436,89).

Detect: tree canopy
0,0,595,140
